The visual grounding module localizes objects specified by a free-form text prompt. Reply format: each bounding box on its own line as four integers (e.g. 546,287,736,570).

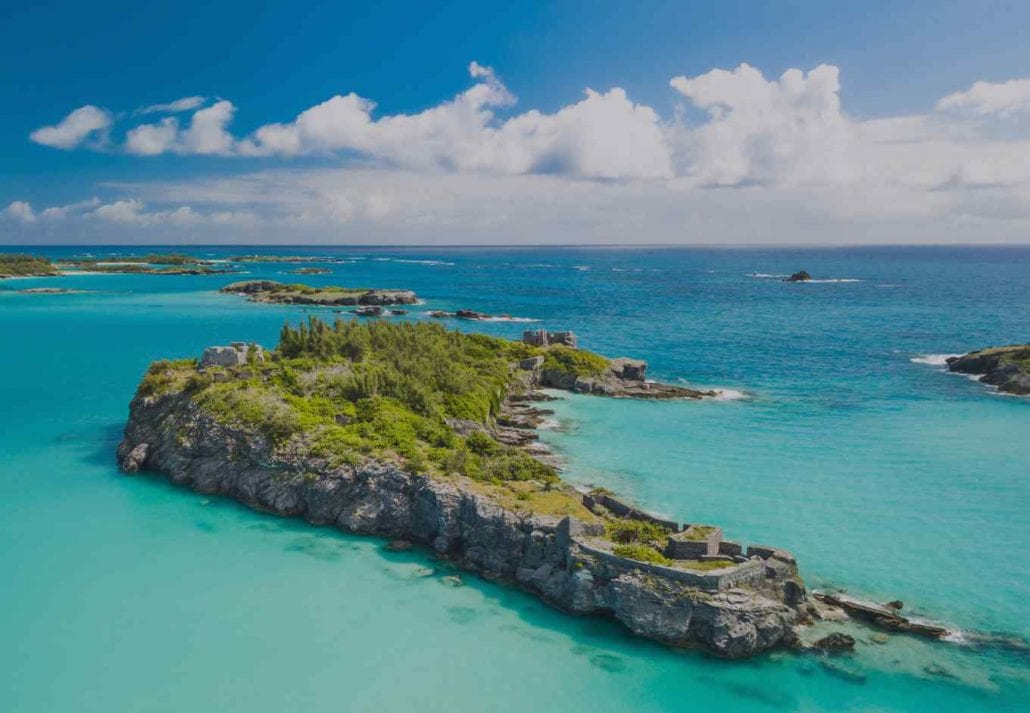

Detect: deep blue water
1,245,1027,711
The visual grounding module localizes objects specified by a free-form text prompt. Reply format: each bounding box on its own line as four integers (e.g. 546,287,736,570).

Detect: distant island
57,253,233,275
220,280,418,306
117,319,808,658
230,255,343,263
947,345,1030,395
0,253,59,278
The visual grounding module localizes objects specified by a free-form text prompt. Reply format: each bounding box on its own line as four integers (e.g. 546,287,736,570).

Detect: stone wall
571,534,767,592
582,492,682,532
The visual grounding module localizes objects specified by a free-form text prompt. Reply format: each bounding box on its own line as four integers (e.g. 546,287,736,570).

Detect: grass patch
612,544,672,566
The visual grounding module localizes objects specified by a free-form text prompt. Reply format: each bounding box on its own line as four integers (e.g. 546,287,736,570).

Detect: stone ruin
199,341,265,370
523,329,578,349
582,490,796,573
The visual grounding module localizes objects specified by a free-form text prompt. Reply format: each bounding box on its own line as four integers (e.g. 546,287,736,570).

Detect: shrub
612,544,672,566
606,518,670,546
543,345,609,378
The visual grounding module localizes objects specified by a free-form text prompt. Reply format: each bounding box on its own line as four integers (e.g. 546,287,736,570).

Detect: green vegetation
543,344,609,377
138,253,207,265
606,518,671,546
144,318,560,485
684,525,717,541
605,517,674,564
0,254,57,278
58,255,226,274
219,280,416,305
612,544,672,565
678,559,734,572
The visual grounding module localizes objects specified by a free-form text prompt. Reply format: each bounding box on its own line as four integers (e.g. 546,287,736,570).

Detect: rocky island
57,253,233,275
220,280,418,306
947,345,1030,395
0,253,59,278
117,319,808,658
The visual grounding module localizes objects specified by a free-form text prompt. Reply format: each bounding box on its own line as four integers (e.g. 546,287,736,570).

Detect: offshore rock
947,345,1030,395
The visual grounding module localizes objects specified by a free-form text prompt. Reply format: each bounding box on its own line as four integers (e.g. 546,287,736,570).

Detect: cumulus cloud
125,117,179,155
234,63,671,179
669,63,853,186
13,63,1030,244
936,78,1030,117
135,96,206,115
2,200,37,222
29,105,112,149
126,101,236,156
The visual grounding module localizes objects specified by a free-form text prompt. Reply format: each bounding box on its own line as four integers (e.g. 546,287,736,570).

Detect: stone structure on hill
523,329,578,349
199,342,264,369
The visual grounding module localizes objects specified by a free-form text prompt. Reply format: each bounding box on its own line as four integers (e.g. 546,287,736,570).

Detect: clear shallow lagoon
1,246,1027,711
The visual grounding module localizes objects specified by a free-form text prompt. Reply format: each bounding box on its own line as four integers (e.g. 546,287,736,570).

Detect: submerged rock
812,632,856,652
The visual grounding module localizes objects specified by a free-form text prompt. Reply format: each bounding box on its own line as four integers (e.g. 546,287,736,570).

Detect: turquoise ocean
1,246,1027,711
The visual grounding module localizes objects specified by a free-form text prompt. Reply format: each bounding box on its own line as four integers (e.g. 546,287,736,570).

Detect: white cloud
936,78,1030,117
669,63,853,186
2,200,36,223
238,63,670,179
29,105,112,149
40,197,100,219
125,100,236,156
85,198,256,227
181,100,236,154
135,96,206,115
11,63,1030,245
125,117,179,155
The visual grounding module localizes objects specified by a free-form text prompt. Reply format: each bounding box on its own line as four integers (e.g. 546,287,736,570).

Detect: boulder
786,271,812,282
121,443,149,473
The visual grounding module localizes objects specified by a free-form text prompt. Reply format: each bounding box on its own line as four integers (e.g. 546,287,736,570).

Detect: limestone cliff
117,388,806,658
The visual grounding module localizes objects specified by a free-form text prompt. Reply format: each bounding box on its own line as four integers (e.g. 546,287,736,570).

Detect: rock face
946,345,1030,395
117,389,806,658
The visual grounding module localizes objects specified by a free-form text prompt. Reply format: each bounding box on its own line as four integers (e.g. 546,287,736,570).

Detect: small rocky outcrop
812,632,856,653
785,271,812,282
946,345,1030,395
535,361,713,400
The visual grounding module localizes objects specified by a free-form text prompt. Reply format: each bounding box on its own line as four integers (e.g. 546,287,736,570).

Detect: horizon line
4,242,1030,250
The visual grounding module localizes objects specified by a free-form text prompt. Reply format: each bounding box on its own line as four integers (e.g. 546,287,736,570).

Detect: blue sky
2,0,1029,245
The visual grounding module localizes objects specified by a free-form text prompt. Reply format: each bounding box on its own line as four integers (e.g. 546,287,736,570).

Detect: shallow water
1,246,1027,711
